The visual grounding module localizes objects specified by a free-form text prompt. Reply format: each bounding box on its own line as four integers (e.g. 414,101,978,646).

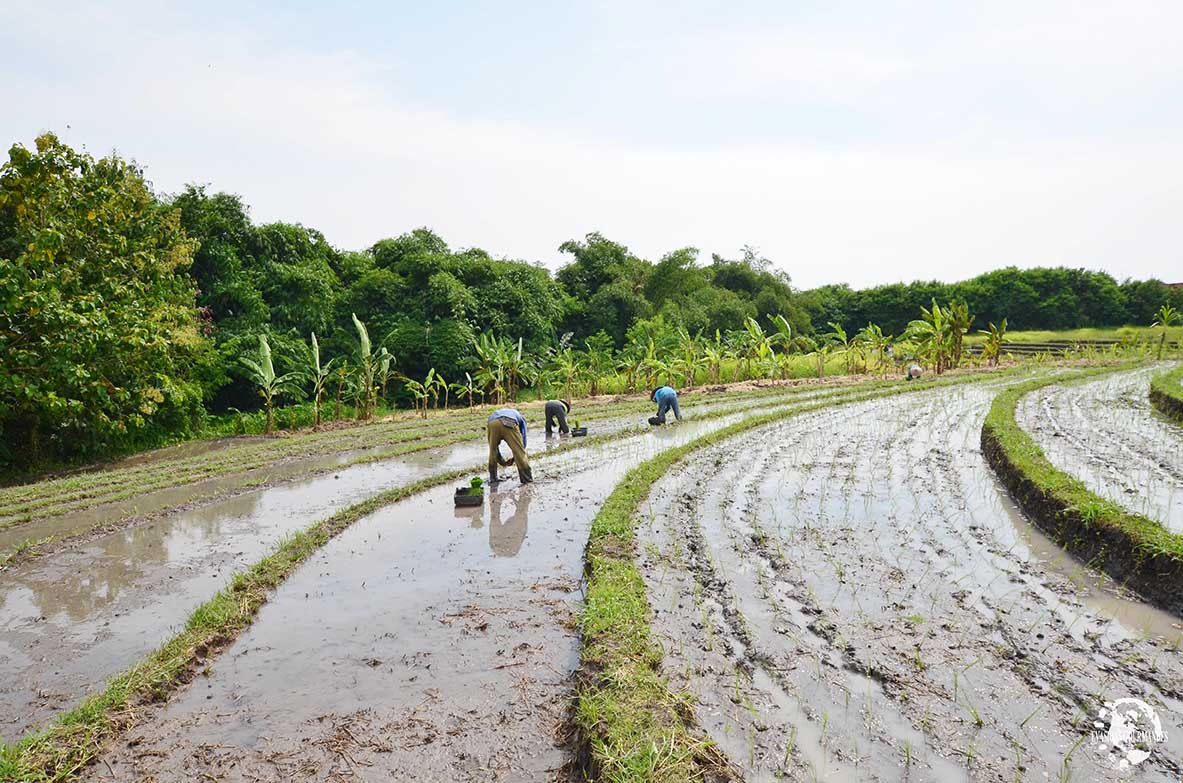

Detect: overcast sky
2,1,1181,289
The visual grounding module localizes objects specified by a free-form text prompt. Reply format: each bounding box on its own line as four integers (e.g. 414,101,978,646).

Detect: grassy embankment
981,363,1183,616
0,371,977,781
964,325,1183,345
1149,365,1183,423
571,365,1051,782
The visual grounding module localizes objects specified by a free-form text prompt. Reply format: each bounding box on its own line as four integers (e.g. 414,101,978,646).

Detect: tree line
2,133,1180,472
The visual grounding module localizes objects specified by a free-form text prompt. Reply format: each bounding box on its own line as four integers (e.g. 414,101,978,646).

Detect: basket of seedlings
570,420,588,437
455,476,484,507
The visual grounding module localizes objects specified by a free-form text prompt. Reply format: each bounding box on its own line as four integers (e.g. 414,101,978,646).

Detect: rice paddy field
2,361,1181,782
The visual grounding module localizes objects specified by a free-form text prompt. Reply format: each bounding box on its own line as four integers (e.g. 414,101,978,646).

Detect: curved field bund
580,369,1183,782
983,365,1183,616
1150,365,1183,423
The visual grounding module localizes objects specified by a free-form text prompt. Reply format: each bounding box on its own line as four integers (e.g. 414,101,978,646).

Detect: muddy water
0,387,853,744
0,384,839,549
84,407,805,782
1017,363,1183,532
640,381,1183,782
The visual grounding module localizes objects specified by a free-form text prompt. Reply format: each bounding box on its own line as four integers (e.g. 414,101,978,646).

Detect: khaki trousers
487,418,532,481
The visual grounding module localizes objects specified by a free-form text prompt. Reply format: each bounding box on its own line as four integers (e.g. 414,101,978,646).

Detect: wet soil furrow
73,401,841,781
641,382,1183,782
1016,364,1183,531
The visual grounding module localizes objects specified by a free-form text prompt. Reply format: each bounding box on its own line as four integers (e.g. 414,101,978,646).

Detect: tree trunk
265,397,274,436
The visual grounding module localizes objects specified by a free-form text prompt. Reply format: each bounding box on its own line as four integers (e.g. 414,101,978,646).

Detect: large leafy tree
0,134,209,469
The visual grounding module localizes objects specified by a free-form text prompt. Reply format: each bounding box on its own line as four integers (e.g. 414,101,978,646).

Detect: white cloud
3,2,1181,288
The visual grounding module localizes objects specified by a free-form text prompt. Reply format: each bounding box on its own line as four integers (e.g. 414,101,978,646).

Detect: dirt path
639,381,1183,781
79,403,838,782
1016,363,1183,532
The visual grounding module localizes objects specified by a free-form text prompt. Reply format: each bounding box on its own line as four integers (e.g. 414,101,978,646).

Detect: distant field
966,325,1183,344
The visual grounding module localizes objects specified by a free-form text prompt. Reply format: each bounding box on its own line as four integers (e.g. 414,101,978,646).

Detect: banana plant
675,327,702,388
351,313,378,420
809,338,833,379
736,317,773,380
549,346,581,401
977,318,1008,367
946,301,975,369
240,334,302,435
401,374,429,418
450,372,484,408
823,322,854,375
583,332,615,396
702,330,729,384
855,323,894,378
300,332,337,428
1153,304,1180,360
905,300,952,374
429,368,451,409
375,347,393,409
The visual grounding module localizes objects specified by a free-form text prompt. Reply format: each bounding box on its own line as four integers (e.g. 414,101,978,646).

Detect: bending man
545,399,572,436
487,407,533,484
651,385,682,423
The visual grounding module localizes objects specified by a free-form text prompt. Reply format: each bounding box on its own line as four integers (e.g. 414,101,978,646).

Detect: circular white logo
1092,698,1167,770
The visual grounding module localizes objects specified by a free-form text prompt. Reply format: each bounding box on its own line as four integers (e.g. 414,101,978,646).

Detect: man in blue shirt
651,386,682,424
486,407,533,484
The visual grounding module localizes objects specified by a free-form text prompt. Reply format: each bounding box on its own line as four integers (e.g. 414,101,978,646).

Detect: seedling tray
455,488,483,507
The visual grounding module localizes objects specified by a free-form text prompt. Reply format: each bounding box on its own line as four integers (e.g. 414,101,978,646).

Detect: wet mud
639,381,1183,781
2,383,873,747
82,408,805,781
1016,364,1183,532
0,383,847,554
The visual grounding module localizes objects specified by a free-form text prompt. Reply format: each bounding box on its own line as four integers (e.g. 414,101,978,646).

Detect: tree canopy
2,133,1180,473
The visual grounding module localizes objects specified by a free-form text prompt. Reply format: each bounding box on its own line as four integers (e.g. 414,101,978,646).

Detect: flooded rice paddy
82,407,814,781
1016,364,1183,532
0,383,860,743
639,379,1182,781
5,367,1182,781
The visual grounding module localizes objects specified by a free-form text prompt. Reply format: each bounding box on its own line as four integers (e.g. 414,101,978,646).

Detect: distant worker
906,363,923,381
650,385,682,424
545,399,572,436
487,407,533,484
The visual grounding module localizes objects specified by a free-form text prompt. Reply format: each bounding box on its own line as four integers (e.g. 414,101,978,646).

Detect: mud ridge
982,420,1183,617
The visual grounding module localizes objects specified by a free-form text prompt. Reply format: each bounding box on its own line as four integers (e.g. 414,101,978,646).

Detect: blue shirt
654,386,677,404
488,408,527,447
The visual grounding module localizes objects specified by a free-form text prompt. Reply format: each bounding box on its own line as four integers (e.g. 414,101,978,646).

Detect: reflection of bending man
490,490,531,557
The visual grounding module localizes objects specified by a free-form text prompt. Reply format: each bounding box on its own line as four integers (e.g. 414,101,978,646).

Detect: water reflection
489,489,531,557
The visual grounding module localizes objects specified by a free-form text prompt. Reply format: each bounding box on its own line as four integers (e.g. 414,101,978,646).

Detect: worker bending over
544,399,572,436
651,385,682,423
487,407,533,484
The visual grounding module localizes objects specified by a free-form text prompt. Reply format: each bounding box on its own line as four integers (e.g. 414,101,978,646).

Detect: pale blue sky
3,1,1181,287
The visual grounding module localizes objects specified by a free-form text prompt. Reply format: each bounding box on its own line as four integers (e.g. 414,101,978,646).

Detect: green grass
1149,365,1183,423
981,363,1183,599
965,325,1183,344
